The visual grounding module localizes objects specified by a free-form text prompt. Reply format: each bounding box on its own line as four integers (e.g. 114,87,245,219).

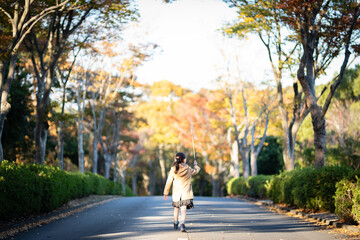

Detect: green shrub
0,161,133,221
335,179,356,224
247,175,273,198
226,177,240,196
306,166,351,211
125,184,136,196
226,175,273,199
352,180,360,224
234,177,247,195
0,161,42,219
267,171,292,204
267,166,353,212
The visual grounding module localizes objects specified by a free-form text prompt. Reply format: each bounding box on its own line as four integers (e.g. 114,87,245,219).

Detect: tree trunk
104,153,112,179
228,95,241,178
113,154,118,183
109,114,122,182
158,145,167,186
211,174,220,197
92,137,98,174
121,169,126,196
311,106,326,168
274,78,295,171
57,123,64,170
96,108,107,175
77,120,85,173
90,96,103,174
76,72,87,173
250,151,258,176
250,114,269,176
280,119,294,171
41,128,48,163
231,141,239,178
142,173,150,196
149,156,156,196
240,150,250,178
0,63,4,161
0,55,17,162
132,170,138,195
34,114,43,164
0,112,7,162
283,145,294,170
0,105,12,162
240,89,250,178
227,127,239,178
118,167,126,196
0,114,6,161
34,63,55,164
34,108,46,165
35,111,49,164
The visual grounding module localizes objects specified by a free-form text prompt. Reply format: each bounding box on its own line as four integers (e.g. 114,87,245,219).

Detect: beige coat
163,163,201,202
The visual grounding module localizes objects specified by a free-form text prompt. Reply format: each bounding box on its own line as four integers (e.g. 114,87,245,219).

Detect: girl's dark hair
173,152,186,174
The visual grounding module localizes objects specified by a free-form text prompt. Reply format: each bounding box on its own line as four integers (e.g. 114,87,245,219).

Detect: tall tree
75,67,88,173
88,42,154,178
278,0,360,167
249,90,272,176
24,0,136,164
53,31,91,170
226,85,273,177
136,80,185,187
0,0,70,161
2,64,34,162
173,90,229,196
227,87,250,178
224,0,307,171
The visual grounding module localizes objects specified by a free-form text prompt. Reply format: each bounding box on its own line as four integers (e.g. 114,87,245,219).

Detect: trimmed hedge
0,161,132,221
227,166,360,221
267,166,353,212
335,179,356,224
334,178,360,224
227,175,273,199
352,181,360,224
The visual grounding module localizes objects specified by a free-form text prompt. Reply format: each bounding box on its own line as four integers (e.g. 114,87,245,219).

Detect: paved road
11,196,349,240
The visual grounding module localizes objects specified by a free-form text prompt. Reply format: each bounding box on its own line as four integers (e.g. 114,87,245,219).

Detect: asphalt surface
10,196,350,240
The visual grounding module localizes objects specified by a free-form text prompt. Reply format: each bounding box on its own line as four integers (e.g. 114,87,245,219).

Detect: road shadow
82,196,328,239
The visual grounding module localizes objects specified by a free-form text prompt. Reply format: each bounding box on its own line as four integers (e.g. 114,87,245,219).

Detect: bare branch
18,0,31,33
321,7,360,118
256,113,269,154
0,6,12,20
283,42,299,64
13,0,71,52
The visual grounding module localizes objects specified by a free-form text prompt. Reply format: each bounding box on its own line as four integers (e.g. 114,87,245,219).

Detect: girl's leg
180,206,187,225
174,207,179,224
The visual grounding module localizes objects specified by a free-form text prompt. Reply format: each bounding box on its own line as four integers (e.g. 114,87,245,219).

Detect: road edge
0,196,121,239
231,195,360,235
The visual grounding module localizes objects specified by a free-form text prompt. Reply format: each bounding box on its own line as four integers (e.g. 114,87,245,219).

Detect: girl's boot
173,221,178,230
180,223,186,232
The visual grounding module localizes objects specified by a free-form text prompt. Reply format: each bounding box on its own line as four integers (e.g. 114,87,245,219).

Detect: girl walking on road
163,152,201,232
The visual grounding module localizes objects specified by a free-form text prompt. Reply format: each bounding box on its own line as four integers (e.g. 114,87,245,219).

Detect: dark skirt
172,199,194,209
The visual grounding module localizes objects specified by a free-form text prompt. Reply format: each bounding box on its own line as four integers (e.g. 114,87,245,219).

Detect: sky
123,0,356,92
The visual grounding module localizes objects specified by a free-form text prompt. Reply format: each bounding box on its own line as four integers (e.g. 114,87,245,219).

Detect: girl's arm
190,160,200,175
163,167,174,197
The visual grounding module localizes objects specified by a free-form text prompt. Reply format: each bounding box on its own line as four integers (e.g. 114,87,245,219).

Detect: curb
0,196,120,239
234,195,360,234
